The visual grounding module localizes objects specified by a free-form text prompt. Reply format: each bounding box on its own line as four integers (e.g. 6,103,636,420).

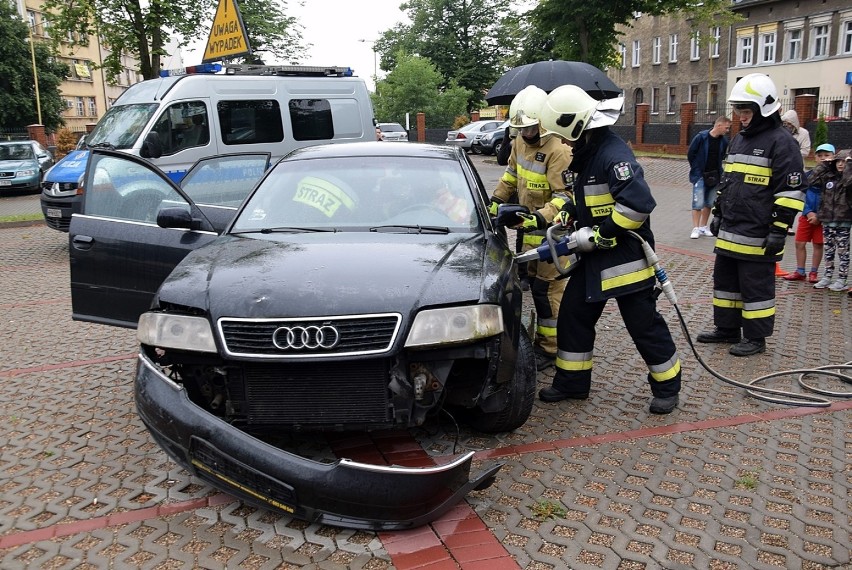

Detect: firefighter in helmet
489,85,574,371
535,83,682,414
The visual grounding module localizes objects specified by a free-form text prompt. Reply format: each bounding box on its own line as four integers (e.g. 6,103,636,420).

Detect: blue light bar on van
159,63,223,77
223,64,354,77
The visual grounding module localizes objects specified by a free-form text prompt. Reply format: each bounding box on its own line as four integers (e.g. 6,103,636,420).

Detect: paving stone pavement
0,156,850,569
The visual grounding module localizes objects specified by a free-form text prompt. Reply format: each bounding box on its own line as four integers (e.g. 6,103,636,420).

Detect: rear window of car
380,124,405,132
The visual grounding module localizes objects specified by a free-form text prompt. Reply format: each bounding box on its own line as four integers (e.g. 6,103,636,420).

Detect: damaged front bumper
135,353,503,530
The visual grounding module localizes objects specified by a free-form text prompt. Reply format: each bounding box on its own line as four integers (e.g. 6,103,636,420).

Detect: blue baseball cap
815,143,835,153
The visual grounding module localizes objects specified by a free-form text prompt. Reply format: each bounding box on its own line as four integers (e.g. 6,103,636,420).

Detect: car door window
180,154,270,208
86,154,189,223
151,101,210,155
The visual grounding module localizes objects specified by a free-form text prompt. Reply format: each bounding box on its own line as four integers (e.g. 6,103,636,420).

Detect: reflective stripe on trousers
711,254,776,339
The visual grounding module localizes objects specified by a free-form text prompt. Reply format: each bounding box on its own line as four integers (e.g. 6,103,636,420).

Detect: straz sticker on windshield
293,176,355,217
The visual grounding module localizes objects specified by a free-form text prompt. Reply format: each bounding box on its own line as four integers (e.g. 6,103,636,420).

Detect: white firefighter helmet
508,85,548,129
539,84,599,141
728,73,780,117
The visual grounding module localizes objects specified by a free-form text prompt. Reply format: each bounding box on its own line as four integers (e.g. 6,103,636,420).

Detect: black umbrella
485,60,622,105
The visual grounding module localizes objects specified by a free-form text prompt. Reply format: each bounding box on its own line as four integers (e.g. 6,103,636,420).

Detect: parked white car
377,122,409,142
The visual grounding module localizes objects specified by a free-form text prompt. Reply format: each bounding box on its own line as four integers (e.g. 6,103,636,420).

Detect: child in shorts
783,143,835,282
813,149,852,291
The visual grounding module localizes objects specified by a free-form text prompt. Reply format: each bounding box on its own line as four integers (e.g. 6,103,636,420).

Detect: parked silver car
377,122,409,142
445,120,503,152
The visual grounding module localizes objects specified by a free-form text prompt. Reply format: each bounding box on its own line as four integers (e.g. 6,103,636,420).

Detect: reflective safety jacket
714,121,805,262
493,133,572,216
571,129,658,303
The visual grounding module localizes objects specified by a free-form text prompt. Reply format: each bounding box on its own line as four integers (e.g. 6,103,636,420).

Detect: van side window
218,100,285,145
151,102,210,156
289,99,334,141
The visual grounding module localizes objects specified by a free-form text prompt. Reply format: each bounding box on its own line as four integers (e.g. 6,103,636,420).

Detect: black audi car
68,143,534,530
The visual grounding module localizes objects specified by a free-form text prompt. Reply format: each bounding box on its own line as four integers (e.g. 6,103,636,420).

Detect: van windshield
86,103,159,149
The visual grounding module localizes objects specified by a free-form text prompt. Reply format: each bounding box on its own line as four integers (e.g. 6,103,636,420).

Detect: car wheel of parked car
492,141,502,157
471,144,483,155
467,328,536,433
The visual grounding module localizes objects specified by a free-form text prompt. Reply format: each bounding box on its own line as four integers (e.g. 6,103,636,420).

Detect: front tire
467,328,536,433
493,141,502,157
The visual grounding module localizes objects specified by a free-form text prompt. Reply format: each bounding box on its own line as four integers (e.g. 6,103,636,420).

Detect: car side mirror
157,207,199,230
140,132,163,159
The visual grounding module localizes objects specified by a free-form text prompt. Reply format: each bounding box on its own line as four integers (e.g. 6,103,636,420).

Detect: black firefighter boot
696,327,741,344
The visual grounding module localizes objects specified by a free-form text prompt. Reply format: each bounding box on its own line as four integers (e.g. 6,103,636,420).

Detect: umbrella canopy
485,60,622,105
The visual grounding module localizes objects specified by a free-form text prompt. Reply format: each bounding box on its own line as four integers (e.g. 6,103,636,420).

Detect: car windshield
0,144,35,160
86,103,160,149
232,156,481,233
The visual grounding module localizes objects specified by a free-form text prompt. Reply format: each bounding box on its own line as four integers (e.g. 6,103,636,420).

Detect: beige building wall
19,0,143,133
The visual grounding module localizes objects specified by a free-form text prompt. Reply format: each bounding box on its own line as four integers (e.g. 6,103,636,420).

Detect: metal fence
0,128,31,141
640,96,851,125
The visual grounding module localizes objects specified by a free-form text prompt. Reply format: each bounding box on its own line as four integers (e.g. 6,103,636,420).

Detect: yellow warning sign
202,0,251,63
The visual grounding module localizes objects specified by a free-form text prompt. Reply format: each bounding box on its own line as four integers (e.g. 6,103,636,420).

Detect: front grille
219,314,401,358
44,216,70,231
241,359,390,426
0,172,14,178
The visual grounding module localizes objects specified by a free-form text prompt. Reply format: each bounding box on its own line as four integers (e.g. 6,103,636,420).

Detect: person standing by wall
812,149,851,292
782,143,836,283
697,74,805,356
781,110,812,158
489,86,573,371
534,84,682,415
687,116,731,239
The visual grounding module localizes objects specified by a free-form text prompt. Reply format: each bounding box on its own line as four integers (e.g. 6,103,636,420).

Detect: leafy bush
813,114,828,150
54,128,78,160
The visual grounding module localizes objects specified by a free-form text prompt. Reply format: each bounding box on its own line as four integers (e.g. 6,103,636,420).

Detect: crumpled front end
135,353,502,530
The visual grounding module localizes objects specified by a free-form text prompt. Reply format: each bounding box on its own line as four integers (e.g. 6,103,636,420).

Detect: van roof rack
224,64,354,77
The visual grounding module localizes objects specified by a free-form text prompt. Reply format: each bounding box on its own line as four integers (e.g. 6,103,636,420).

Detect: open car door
69,150,270,328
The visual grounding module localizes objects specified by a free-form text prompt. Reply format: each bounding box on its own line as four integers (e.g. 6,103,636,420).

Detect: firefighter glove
762,230,786,256
487,197,503,216
709,216,721,236
518,211,546,231
554,210,573,228
494,204,529,228
592,225,617,249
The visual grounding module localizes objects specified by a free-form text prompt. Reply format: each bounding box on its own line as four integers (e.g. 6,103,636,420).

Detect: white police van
41,63,377,231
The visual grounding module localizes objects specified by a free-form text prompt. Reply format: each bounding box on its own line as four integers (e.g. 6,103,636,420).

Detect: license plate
46,208,63,218
0,180,11,186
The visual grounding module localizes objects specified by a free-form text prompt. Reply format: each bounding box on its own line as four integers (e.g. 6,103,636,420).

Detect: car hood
157,233,493,320
44,150,89,183
0,159,37,169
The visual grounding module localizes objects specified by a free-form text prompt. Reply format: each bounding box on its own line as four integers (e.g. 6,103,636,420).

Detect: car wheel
493,141,502,156
467,327,536,433
471,144,482,155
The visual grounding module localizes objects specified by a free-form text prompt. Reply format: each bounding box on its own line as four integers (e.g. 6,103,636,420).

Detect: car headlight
405,305,504,348
18,169,37,177
137,312,218,353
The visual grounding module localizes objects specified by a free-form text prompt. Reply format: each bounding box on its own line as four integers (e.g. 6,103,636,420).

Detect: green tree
372,53,471,129
40,0,305,81
531,0,739,69
376,0,521,112
0,0,67,131
813,114,828,149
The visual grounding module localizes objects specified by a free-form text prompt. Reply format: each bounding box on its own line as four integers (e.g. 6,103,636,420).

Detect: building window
88,97,97,117
759,31,776,63
667,86,677,114
619,44,626,68
651,87,659,113
76,97,85,117
632,40,640,67
711,26,721,58
841,18,852,54
811,23,829,58
708,83,719,112
689,84,698,103
27,10,36,31
737,34,753,66
669,34,678,63
786,27,802,61
690,33,700,60
652,37,661,64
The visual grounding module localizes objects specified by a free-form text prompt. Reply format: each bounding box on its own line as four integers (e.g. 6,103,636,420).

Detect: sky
177,0,411,92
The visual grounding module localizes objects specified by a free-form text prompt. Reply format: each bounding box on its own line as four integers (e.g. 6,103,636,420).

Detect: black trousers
711,255,775,340
552,264,681,398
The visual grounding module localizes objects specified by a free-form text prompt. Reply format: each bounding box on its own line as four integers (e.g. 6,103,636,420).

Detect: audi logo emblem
272,325,340,350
